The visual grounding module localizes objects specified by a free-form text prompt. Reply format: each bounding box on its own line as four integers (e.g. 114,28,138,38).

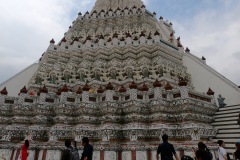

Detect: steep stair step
213,139,240,143
214,113,239,118
215,133,240,138
218,129,240,133
214,125,239,129
214,117,238,122
219,105,240,111
224,143,236,148
215,109,240,115
225,149,236,154
212,121,238,126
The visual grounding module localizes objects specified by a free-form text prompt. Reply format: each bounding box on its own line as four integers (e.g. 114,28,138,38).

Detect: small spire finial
0,87,8,95
50,39,55,44
207,88,214,95
185,47,190,53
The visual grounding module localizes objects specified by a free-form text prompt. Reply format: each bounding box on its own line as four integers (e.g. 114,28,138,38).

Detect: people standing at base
81,137,93,160
72,141,80,160
61,140,73,160
156,134,179,160
217,140,227,160
21,140,29,160
179,148,194,160
237,113,240,125
193,142,212,160
181,156,194,160
234,141,240,160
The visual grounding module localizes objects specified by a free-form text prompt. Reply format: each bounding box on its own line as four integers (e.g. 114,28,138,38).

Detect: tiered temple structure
1,0,240,159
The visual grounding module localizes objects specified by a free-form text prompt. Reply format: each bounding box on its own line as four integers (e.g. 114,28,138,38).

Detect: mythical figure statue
126,67,133,79
79,70,86,82
35,75,43,85
50,74,57,84
110,69,117,80
142,67,149,78
63,73,71,83
94,70,101,81
217,94,227,108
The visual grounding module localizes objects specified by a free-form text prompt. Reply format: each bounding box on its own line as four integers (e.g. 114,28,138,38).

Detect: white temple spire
92,0,144,12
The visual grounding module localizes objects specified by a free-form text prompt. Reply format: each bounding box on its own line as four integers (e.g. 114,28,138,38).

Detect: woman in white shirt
218,140,227,160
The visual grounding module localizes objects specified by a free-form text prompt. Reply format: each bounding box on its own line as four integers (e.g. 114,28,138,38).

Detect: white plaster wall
122,151,131,160
46,150,61,160
104,151,117,160
27,150,35,160
0,63,39,97
152,150,157,160
13,150,17,160
183,54,240,106
0,149,12,160
38,150,43,160
136,151,147,160
92,151,100,160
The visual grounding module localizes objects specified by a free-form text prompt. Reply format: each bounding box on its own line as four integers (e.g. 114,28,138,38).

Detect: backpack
66,148,73,160
206,148,213,160
181,155,194,160
71,147,80,160
226,153,231,160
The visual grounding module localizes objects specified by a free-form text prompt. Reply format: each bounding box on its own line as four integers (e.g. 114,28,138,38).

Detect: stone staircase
212,104,240,159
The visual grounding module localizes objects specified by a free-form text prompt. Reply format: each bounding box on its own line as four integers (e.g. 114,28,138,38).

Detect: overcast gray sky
0,0,240,85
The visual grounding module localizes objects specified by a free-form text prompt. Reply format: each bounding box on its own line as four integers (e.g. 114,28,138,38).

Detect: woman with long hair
21,140,29,160
234,141,240,160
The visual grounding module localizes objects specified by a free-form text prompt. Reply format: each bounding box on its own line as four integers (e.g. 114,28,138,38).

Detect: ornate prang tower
0,0,218,159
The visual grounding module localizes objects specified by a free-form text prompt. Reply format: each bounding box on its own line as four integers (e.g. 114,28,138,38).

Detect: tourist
217,140,227,160
61,140,73,160
237,113,240,125
72,141,80,160
20,140,29,160
156,134,179,160
194,142,212,160
234,141,240,160
179,148,194,160
81,137,93,160
181,156,194,160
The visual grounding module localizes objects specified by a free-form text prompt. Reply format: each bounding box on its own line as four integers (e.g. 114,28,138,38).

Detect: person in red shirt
21,140,29,160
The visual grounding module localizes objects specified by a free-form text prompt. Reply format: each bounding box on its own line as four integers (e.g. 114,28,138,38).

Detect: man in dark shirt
61,140,73,160
156,134,179,160
81,137,93,160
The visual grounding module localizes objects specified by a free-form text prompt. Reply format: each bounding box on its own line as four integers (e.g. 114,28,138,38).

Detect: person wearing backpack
62,140,73,160
179,148,194,160
217,140,228,160
72,141,80,160
156,134,180,160
81,137,93,160
194,142,212,160
204,144,213,160
234,141,240,160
